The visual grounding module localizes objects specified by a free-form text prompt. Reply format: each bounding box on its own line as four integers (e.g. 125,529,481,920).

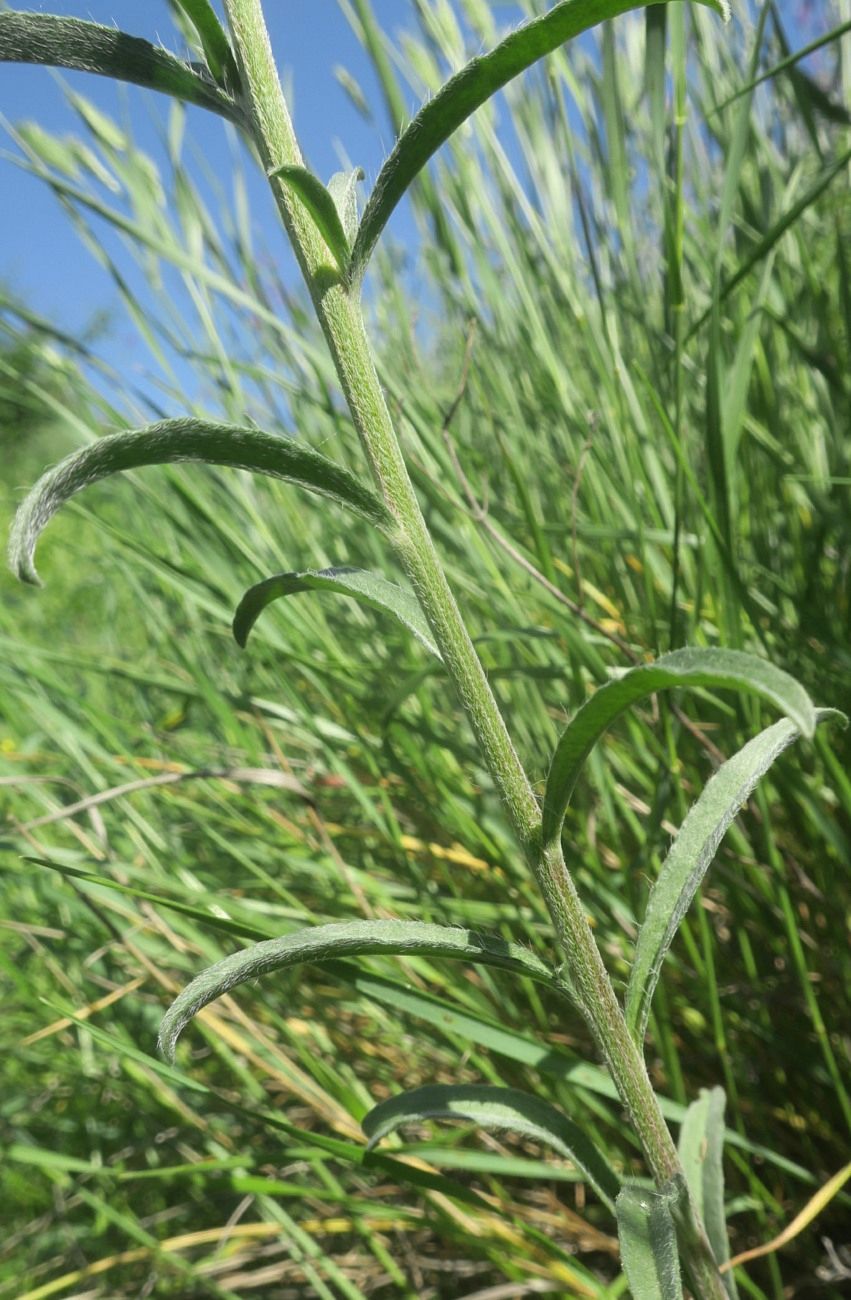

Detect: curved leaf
233,566,440,657
0,12,244,125
362,1083,620,1211
616,1180,684,1300
679,1088,737,1297
169,0,240,92
625,709,844,1044
158,920,570,1060
268,164,351,273
542,648,818,852
8,417,392,585
350,0,729,282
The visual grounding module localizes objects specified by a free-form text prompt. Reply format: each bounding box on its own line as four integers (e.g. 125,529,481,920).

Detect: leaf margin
349,0,729,282
542,647,818,852
625,708,845,1045
362,1081,621,1211
233,565,441,657
158,919,572,1060
0,11,244,125
8,417,393,586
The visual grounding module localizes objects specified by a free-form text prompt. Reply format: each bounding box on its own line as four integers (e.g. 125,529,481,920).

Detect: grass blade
678,1087,736,1296
158,920,571,1059
233,566,441,656
688,147,851,341
625,709,845,1045
0,11,243,125
268,164,352,273
542,648,818,850
723,1160,851,1274
23,857,267,941
711,18,851,115
349,0,730,282
8,417,392,584
616,1181,684,1300
169,0,240,92
361,1083,620,1211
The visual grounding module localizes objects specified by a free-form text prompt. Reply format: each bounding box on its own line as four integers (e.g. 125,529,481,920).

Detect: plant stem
221,2,727,1295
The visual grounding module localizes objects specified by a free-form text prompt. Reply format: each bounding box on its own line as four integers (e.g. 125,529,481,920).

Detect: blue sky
0,1,831,398
0,2,417,352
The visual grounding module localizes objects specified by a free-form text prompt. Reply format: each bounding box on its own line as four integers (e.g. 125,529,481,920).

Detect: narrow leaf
362,1083,620,1211
233,566,440,657
158,920,571,1060
0,12,243,125
8,417,392,585
625,709,844,1044
26,858,268,941
334,967,817,1183
688,147,851,341
711,18,851,115
724,1160,851,1273
328,167,364,245
169,0,240,92
268,164,351,272
350,0,729,281
40,998,497,1213
616,1181,684,1300
543,648,817,851
679,1087,737,1296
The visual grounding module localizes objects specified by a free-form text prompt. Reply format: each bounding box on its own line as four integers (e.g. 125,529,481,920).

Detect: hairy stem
221,2,726,1296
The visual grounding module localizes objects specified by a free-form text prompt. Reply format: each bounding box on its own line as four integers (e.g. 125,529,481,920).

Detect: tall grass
1,1,849,1296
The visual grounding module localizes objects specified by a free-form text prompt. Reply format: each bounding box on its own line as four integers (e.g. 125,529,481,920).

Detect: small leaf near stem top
170,0,241,92
267,164,352,275
328,167,364,246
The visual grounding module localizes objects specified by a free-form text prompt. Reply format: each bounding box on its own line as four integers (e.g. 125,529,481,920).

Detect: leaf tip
156,1025,176,1064
816,707,848,731
8,518,42,587
231,609,250,649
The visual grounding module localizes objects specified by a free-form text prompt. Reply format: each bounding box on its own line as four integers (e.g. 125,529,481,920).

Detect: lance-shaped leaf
0,12,244,126
159,920,571,1060
349,0,729,282
625,709,844,1045
679,1088,737,1297
328,167,364,245
362,1083,620,1212
268,164,351,273
233,566,440,658
543,648,817,852
616,1180,684,1300
8,417,392,585
169,0,240,92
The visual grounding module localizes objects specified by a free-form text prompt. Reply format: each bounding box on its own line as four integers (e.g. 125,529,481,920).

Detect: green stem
221,3,727,1296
